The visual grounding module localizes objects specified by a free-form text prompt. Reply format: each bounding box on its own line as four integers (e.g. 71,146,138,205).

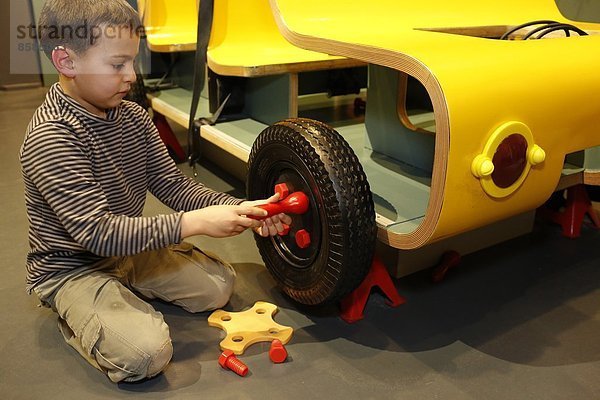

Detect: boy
20,0,290,383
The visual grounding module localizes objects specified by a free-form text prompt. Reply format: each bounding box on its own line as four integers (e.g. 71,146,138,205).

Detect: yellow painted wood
207,301,293,355
271,0,600,249
138,0,198,52
207,0,364,76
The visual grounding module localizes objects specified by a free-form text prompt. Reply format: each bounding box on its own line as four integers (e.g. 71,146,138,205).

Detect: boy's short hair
38,0,143,60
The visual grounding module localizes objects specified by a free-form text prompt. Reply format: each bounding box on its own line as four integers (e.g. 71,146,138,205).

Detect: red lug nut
295,229,311,249
274,183,290,200
218,349,248,377
269,339,288,363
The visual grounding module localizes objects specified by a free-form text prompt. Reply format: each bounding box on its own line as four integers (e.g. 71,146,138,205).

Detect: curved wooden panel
270,0,600,249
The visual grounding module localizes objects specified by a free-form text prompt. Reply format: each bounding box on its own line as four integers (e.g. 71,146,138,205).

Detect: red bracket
539,184,600,238
339,256,406,323
153,112,186,163
431,250,461,283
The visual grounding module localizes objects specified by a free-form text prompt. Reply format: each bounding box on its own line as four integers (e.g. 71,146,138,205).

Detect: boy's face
63,26,139,116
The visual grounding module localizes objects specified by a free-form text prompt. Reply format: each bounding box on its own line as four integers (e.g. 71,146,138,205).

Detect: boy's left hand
241,194,293,237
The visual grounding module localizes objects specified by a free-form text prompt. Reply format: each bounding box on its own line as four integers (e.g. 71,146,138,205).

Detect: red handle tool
249,191,309,220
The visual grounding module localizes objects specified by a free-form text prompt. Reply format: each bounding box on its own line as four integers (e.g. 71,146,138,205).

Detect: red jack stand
540,184,600,238
339,256,406,323
431,250,461,283
153,112,186,163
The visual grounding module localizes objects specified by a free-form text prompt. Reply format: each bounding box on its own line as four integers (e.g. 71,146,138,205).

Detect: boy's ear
51,46,76,78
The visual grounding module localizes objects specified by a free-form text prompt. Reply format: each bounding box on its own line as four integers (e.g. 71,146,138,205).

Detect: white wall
1,0,42,89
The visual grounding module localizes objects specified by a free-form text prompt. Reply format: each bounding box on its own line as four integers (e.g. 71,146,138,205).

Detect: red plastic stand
340,256,406,323
431,250,461,283
153,112,186,163
541,184,600,238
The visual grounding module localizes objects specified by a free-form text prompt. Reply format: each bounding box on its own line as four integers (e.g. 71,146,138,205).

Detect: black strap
188,0,215,167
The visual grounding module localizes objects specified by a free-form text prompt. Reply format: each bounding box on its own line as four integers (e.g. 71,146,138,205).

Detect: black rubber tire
247,118,377,305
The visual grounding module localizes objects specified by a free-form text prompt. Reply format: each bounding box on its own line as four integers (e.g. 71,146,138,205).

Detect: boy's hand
180,205,268,239
241,193,280,208
240,194,293,237
254,212,293,237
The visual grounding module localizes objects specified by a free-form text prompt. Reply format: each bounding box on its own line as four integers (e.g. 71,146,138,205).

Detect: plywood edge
148,94,189,128
207,57,365,78
147,42,197,53
148,93,251,162
584,170,600,186
200,125,251,163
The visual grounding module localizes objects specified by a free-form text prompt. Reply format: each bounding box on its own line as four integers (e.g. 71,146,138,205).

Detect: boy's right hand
180,205,267,239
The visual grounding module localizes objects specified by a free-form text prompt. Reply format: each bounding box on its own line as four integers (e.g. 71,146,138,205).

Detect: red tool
269,339,288,363
250,191,309,220
218,350,249,377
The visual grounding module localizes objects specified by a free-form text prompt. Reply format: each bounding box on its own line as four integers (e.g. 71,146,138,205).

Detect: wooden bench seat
138,0,363,73
139,0,366,125
207,0,363,77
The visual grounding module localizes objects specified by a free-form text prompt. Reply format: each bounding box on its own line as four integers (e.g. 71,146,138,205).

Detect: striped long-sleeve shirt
20,83,243,293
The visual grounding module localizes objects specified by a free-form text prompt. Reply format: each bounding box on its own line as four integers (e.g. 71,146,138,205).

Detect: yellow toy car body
271,0,600,249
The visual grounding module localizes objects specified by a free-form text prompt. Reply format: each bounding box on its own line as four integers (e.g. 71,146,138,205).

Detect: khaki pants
34,242,236,383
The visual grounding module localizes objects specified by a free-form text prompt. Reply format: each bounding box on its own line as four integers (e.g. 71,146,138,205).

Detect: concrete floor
1,88,599,400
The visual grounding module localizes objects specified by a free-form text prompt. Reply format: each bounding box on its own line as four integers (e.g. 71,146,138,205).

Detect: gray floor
1,88,599,400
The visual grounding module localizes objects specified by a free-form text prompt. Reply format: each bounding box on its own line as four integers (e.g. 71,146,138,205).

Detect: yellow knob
471,155,495,178
528,144,546,165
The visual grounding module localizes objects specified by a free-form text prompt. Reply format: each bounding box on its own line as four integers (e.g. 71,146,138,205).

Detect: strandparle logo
16,21,145,48
10,0,147,75
13,23,144,58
